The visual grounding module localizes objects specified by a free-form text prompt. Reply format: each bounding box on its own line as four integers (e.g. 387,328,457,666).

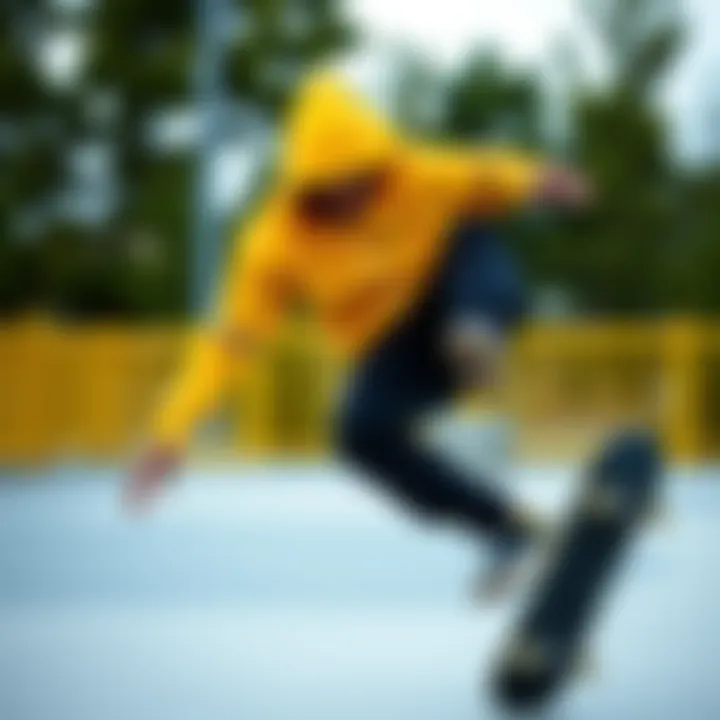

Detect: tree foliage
0,0,353,319
1,0,719,319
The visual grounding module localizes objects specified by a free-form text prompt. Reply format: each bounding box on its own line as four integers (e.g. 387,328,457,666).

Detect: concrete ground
1,462,719,720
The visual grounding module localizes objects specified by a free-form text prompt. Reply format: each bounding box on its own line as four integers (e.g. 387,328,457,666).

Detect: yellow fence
2,317,720,466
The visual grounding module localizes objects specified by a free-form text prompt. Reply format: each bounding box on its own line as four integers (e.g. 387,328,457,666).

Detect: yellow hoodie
152,71,542,447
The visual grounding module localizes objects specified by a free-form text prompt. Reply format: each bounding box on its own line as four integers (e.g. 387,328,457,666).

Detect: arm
428,146,592,215
126,208,293,509
433,148,591,390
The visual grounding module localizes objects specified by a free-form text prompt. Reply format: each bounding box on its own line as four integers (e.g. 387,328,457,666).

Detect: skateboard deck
492,430,662,709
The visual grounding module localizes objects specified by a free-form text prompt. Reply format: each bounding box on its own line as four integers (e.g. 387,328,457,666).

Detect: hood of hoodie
280,71,401,191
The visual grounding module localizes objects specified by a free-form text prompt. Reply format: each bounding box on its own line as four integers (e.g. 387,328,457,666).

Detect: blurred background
2,1,720,719
2,0,720,464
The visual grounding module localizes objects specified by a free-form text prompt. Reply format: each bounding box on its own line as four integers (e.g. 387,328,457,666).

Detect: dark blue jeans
338,222,527,538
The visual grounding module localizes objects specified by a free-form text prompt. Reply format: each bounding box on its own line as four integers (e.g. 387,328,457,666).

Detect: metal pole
192,0,228,315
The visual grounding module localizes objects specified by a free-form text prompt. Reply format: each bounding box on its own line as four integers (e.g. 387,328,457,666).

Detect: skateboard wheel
507,638,552,675
643,496,670,529
583,483,625,521
572,644,599,681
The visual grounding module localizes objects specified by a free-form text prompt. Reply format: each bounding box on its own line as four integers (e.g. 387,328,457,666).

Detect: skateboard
491,430,662,709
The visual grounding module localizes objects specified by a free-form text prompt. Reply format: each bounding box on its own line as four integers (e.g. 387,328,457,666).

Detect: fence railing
1,317,719,466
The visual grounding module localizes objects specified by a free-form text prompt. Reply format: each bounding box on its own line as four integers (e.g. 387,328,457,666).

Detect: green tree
442,51,542,146
561,0,683,313
0,2,58,312
227,0,355,116
0,0,356,319
81,0,354,319
437,49,551,295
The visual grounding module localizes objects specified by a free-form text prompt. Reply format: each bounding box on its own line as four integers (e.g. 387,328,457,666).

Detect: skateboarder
126,68,592,594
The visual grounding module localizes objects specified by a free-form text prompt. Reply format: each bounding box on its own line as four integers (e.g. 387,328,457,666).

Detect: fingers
124,445,182,514
539,166,595,209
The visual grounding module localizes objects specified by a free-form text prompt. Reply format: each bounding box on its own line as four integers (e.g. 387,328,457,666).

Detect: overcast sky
348,0,720,163
44,0,720,166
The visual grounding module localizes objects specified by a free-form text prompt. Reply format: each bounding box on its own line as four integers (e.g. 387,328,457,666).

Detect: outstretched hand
537,165,594,210
124,444,183,514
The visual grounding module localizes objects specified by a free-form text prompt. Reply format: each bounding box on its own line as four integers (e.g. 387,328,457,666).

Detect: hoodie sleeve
424,145,544,216
151,208,293,449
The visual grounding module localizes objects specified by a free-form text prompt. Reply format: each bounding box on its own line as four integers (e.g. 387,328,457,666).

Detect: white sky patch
40,30,87,89
51,0,92,9
38,0,720,164
212,141,269,214
348,0,720,164
661,0,720,162
147,107,201,152
347,0,596,69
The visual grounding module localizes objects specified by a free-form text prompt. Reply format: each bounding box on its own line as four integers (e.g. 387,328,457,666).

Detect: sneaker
473,511,547,602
